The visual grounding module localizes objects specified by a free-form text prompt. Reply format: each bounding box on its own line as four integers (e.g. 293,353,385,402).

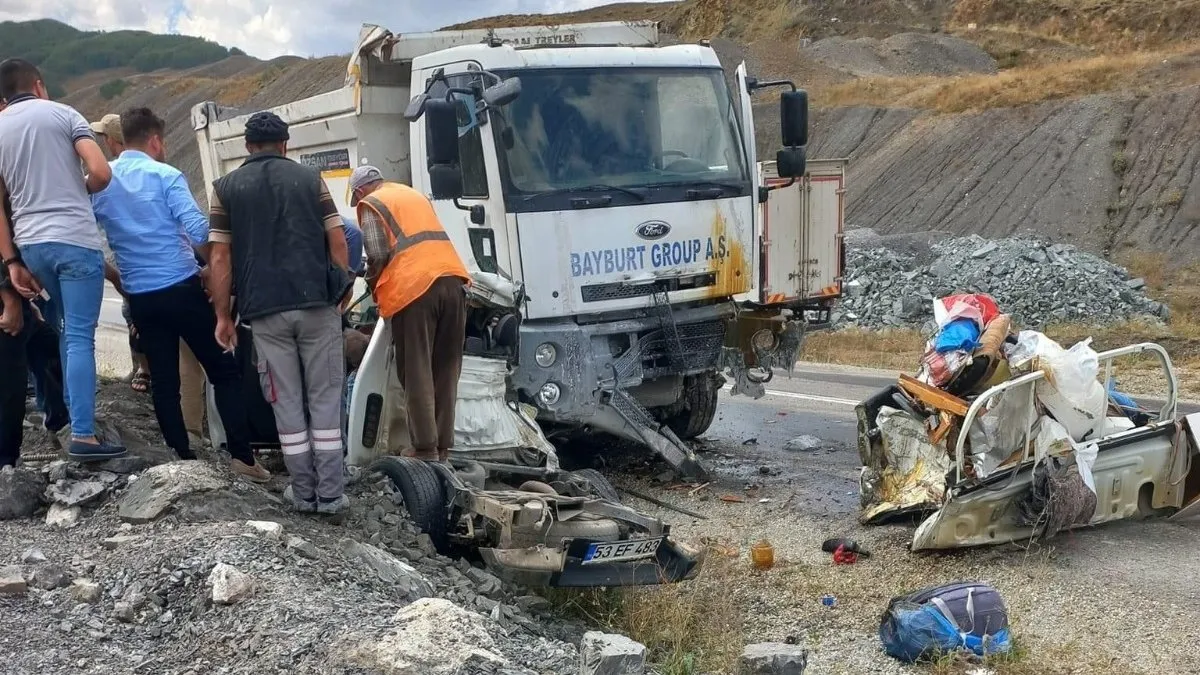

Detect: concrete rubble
209,563,254,605
836,230,1167,329
740,642,808,674
580,632,648,675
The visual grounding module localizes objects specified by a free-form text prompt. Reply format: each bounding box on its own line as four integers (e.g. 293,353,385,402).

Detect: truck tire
371,457,449,552
573,468,621,503
664,374,720,440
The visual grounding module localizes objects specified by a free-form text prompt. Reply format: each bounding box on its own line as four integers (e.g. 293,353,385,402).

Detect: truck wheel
664,374,720,440
573,468,621,502
371,457,449,552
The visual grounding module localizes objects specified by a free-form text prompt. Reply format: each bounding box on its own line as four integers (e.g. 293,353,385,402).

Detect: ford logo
635,220,671,240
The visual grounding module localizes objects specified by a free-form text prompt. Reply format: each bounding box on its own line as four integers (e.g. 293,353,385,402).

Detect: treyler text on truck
196,20,842,586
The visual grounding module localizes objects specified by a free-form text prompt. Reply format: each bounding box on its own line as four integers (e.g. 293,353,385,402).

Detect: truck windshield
490,67,748,211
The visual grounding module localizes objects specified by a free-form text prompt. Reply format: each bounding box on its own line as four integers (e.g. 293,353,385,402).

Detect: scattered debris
739,642,808,674
31,564,71,590
245,520,284,540
45,480,107,507
580,632,647,675
343,539,434,600
783,435,824,452
102,535,141,550
209,563,254,605
20,547,47,564
721,494,747,503
285,535,320,559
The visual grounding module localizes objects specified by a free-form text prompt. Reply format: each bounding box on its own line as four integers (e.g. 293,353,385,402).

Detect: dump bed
191,86,410,217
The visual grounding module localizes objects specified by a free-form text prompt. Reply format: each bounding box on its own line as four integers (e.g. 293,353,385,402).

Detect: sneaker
317,495,349,515
230,459,271,483
284,485,317,513
68,440,127,462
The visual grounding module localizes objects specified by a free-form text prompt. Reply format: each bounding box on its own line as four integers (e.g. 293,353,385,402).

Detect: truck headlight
534,342,558,368
538,383,561,406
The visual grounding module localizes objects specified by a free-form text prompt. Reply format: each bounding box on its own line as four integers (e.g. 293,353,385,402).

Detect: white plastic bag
1033,416,1098,494
1033,337,1106,441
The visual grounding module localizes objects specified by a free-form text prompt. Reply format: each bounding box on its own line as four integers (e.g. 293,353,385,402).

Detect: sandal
131,371,151,393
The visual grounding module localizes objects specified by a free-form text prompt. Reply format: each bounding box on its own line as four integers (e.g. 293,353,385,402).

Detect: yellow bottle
750,539,775,570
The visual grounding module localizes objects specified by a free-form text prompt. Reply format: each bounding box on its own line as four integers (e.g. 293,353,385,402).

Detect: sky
0,0,677,60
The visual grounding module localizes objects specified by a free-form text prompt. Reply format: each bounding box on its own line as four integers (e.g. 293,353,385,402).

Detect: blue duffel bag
879,581,1012,663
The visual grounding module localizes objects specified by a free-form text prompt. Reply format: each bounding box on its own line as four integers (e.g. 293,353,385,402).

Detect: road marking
722,385,858,407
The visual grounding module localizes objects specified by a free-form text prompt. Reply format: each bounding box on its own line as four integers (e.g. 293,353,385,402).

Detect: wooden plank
928,411,955,445
898,374,970,417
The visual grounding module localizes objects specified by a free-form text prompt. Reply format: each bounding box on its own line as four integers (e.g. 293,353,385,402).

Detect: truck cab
192,21,844,477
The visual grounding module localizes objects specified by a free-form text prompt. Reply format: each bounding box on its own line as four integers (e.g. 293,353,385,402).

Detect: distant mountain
0,19,241,97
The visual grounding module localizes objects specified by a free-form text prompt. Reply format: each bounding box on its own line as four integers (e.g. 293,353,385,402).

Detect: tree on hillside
0,19,241,94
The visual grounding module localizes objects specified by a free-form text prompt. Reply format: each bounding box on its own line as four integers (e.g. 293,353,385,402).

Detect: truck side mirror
780,90,809,148
482,77,522,108
425,97,464,201
776,146,806,179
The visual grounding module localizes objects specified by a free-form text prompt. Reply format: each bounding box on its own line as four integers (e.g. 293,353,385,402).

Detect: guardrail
951,342,1178,484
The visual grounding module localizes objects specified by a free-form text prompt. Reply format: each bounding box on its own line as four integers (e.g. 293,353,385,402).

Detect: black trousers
27,315,68,431
0,301,31,468
127,275,254,464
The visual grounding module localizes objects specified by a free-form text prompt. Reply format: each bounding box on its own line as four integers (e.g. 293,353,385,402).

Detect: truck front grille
581,273,717,303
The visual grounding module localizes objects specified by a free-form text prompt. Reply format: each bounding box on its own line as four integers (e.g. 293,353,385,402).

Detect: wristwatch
2,253,22,267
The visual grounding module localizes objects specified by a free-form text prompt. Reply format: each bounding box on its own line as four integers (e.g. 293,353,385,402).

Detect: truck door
413,64,514,280
734,62,759,303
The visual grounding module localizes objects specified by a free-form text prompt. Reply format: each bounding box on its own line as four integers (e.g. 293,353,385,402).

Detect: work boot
230,459,271,484
411,448,439,462
284,485,317,513
316,495,349,515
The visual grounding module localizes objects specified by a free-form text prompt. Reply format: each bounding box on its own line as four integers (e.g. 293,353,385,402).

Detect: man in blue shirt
91,107,269,482
342,215,365,276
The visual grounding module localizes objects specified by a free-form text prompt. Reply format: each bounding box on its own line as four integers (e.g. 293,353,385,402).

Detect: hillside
28,1,1200,265
0,19,239,97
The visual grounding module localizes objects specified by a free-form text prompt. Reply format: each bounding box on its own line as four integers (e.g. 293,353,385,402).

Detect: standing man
350,165,469,464
91,107,269,481
0,185,31,468
91,112,152,393
0,58,126,461
208,112,351,512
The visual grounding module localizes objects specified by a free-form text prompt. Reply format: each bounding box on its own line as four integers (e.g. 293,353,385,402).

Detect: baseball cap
349,165,384,206
89,113,122,143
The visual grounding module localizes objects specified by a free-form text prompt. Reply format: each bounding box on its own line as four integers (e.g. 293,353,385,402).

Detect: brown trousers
389,275,466,458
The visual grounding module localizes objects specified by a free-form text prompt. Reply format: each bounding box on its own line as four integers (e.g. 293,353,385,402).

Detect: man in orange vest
351,165,469,463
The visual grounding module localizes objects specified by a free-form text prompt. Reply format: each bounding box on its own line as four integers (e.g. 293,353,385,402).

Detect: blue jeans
20,242,104,439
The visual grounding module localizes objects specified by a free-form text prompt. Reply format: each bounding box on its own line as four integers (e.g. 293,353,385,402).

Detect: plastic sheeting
966,382,1039,479
453,356,558,466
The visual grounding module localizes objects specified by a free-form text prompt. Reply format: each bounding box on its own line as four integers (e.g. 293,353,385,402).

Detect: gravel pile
802,32,997,78
835,230,1169,329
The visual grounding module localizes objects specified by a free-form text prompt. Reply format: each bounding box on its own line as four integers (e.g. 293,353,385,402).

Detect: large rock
0,466,46,520
349,597,506,674
739,643,808,675
343,540,434,600
69,579,102,604
0,566,27,595
210,563,254,605
117,461,225,523
580,632,646,675
31,564,71,590
45,480,107,507
45,503,80,528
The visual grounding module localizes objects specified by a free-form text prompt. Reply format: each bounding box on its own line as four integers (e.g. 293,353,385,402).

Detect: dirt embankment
60,56,345,206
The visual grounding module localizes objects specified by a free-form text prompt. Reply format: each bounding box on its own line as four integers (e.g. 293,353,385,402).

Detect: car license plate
582,537,663,565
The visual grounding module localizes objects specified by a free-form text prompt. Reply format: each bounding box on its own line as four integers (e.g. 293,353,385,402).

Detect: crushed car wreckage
857,293,1200,550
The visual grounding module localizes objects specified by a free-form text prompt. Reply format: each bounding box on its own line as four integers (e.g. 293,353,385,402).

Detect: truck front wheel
662,373,721,440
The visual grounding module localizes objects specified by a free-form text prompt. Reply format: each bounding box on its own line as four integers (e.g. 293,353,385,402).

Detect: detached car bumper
480,537,704,588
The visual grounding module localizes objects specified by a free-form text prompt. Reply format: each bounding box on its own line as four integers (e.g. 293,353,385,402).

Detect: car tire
371,456,449,552
664,373,720,439
573,468,621,503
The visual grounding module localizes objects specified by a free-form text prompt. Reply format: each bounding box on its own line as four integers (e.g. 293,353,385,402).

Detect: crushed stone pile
835,230,1170,329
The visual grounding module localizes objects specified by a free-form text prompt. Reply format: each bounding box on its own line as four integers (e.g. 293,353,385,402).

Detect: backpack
879,581,1012,663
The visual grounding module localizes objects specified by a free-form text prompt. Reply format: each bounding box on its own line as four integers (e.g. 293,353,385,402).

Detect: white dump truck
193,21,845,478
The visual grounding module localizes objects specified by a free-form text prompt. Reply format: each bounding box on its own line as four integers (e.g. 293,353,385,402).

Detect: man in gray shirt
0,58,126,461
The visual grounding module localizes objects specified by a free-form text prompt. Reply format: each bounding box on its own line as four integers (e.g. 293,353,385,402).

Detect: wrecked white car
859,340,1200,551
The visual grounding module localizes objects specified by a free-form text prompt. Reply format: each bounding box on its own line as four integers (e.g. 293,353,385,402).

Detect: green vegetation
98,78,129,100
0,19,238,97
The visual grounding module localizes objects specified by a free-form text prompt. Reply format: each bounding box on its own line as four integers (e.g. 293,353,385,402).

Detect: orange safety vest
357,182,469,319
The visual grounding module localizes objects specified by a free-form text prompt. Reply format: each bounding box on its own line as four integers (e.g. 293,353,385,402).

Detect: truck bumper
479,537,704,588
